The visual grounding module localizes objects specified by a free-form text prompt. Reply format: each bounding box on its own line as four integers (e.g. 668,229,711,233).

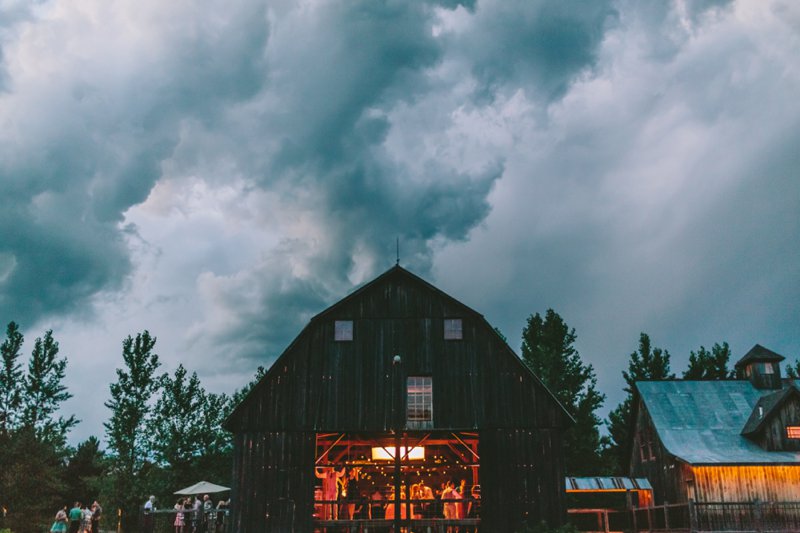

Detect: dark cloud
448,0,617,101
2,0,797,445
0,1,270,325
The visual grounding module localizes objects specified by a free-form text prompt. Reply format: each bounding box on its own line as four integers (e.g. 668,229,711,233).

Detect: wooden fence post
754,499,763,533
688,498,698,533
664,501,670,530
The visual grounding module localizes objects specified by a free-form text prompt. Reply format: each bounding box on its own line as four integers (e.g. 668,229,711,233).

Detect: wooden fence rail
569,500,800,533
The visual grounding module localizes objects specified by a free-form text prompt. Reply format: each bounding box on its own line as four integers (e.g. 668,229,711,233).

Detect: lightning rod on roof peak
396,237,400,266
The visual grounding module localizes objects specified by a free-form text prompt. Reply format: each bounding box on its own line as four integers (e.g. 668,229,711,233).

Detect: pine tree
104,331,162,526
0,321,24,436
683,342,734,380
606,333,674,474
521,309,607,475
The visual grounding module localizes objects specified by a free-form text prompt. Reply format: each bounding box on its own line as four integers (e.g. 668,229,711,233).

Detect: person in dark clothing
91,501,102,533
344,468,362,519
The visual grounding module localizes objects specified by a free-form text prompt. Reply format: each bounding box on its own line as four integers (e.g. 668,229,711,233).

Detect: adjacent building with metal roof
631,345,800,504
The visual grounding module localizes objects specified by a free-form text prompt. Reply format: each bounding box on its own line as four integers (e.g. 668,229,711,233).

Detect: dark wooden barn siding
230,431,316,532
630,400,691,504
229,273,567,433
227,268,569,531
481,428,566,531
755,397,800,452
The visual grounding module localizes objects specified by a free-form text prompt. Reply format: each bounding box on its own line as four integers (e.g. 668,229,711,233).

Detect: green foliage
521,309,608,475
0,322,24,435
0,324,76,533
22,330,77,448
149,365,233,494
0,426,66,533
785,360,800,379
103,331,162,527
683,342,734,379
606,333,674,474
229,365,266,409
63,436,106,506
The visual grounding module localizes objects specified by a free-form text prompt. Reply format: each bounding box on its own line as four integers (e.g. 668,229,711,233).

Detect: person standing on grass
50,506,68,533
68,502,82,533
143,495,156,533
91,501,102,533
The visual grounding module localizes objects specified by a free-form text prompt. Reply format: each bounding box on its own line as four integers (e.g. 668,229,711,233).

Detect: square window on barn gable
444,318,463,340
334,320,353,341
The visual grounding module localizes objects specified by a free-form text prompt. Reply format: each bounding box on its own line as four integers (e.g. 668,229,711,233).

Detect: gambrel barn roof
225,265,572,432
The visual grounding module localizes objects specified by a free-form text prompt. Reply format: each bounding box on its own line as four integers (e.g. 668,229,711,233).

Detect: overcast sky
1,0,798,444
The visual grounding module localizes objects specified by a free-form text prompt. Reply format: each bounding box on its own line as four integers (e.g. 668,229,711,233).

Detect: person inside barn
369,488,384,520
343,467,362,519
314,466,345,519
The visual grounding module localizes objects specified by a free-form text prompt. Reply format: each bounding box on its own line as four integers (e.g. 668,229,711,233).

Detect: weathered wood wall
481,428,566,531
755,396,800,452
229,431,316,533
226,267,570,531
630,400,693,504
692,466,800,502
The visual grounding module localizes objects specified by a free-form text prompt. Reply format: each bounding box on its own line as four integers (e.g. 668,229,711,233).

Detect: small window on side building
334,320,353,341
444,318,463,340
786,426,800,439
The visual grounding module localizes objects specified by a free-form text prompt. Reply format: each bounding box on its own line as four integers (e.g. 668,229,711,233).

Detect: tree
785,360,800,379
0,325,76,532
104,331,162,526
21,330,77,448
521,309,607,475
606,333,674,474
0,321,24,436
229,365,266,408
683,342,734,379
63,436,106,506
0,425,67,532
150,365,231,491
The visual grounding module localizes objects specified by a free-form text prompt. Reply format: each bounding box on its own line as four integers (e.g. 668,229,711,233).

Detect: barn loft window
763,362,775,374
407,376,433,426
334,320,353,341
787,426,800,439
444,318,463,340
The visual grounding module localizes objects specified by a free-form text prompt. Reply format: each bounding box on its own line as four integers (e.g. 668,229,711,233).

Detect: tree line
0,315,794,531
0,323,263,533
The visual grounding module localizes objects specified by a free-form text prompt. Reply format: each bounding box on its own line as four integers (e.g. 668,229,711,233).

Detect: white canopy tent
174,481,230,495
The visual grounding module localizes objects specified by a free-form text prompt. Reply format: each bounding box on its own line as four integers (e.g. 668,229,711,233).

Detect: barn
630,345,800,506
224,265,572,532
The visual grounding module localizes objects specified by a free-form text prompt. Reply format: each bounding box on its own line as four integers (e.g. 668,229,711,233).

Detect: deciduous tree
104,331,162,526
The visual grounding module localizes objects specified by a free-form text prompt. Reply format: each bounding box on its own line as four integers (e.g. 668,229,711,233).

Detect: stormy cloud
0,0,797,441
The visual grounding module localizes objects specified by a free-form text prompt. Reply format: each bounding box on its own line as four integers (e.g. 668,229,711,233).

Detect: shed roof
637,380,800,465
565,477,652,492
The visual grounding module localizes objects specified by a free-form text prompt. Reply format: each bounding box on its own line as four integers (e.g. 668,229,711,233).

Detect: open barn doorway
313,432,480,531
